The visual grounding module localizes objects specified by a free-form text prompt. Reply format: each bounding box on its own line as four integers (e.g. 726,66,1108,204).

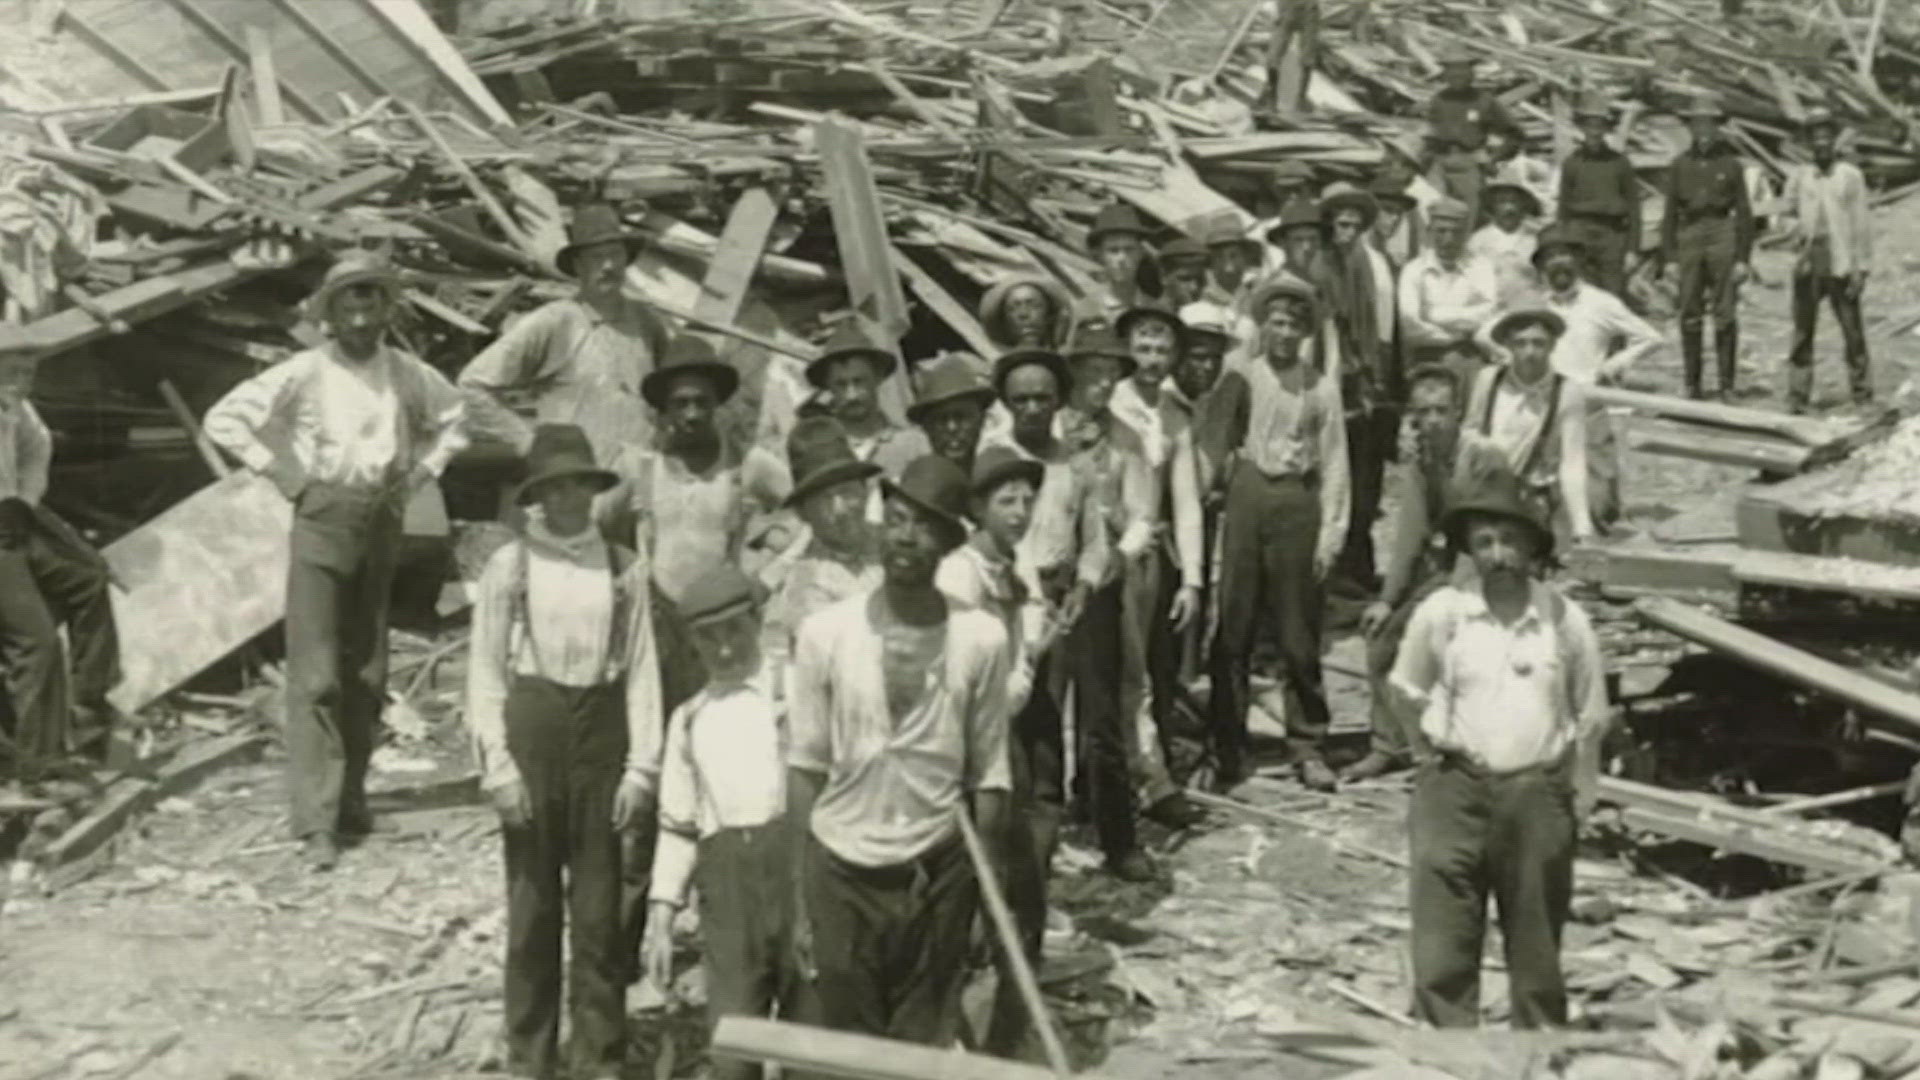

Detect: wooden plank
1562,543,1736,596
359,0,513,127
713,1018,1096,1080
1612,803,1883,876
246,25,286,125
1634,597,1920,736
817,117,912,418
261,0,403,103
1587,384,1845,447
104,471,292,714
295,165,406,210
43,776,155,866
892,246,997,359
153,732,268,795
153,0,326,121
402,102,540,264
1626,416,1811,473
1732,549,1920,604
956,811,1071,1076
693,187,779,329
157,379,229,480
56,7,171,91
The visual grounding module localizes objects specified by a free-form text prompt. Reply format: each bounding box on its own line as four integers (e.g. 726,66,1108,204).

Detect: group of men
158,64,1887,1080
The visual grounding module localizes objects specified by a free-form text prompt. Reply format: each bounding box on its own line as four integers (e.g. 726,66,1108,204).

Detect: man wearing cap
1157,236,1211,308
466,423,658,1079
206,252,468,871
1558,92,1640,300
1087,203,1157,323
1424,50,1520,220
1174,301,1241,666
1389,461,1609,1029
1199,272,1349,793
1467,167,1542,310
1398,197,1498,390
460,204,671,463
908,351,996,475
980,275,1074,353
1462,307,1597,544
1660,94,1754,401
1251,161,1317,270
807,323,933,479
788,454,1012,1048
0,364,121,768
1780,109,1873,412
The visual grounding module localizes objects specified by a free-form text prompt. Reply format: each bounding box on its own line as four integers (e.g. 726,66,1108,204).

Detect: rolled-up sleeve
787,610,833,775
459,302,566,394
204,359,299,474
463,544,520,793
622,555,665,782
965,620,1012,793
1388,591,1445,713
410,358,470,477
1562,600,1610,737
648,707,701,906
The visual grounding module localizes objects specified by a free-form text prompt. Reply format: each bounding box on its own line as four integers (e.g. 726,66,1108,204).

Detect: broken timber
712,1017,1111,1080
1598,776,1891,876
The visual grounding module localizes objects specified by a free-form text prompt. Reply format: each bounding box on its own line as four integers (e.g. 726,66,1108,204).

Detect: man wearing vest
1463,307,1596,546
459,204,671,464
1780,108,1874,412
205,253,468,871
465,424,658,1079
1660,94,1754,401
1389,461,1609,1029
806,324,932,480
1199,273,1349,793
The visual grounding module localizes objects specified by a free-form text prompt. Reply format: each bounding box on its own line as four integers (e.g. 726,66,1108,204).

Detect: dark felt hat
970,444,1045,501
993,347,1074,401
1157,236,1210,266
1264,196,1326,245
640,334,739,410
1442,461,1553,556
1318,181,1380,228
676,564,761,626
783,415,882,509
1366,173,1418,211
1247,271,1318,319
1404,361,1464,398
907,352,996,425
1116,298,1186,345
1067,324,1138,378
512,423,621,506
1087,202,1153,247
805,322,899,388
882,454,971,539
1573,91,1613,121
1531,222,1585,266
556,203,648,277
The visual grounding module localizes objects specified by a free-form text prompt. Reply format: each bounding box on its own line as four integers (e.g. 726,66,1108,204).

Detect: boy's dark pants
806,833,979,1047
1071,578,1137,860
1409,753,1574,1030
502,678,628,1079
698,822,801,1080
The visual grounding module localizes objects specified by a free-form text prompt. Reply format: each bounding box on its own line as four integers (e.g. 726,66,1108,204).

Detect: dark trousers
0,509,118,764
698,823,801,1080
1565,215,1631,299
1364,567,1448,760
284,483,400,839
987,649,1066,1057
806,833,978,1047
1071,577,1137,860
502,677,628,1079
1410,755,1574,1030
1209,471,1329,778
1675,216,1742,394
1337,408,1392,588
1787,271,1870,407
1428,148,1486,223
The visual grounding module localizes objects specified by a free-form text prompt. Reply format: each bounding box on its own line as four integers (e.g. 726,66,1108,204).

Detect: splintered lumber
1586,385,1846,447
712,1017,1103,1080
695,187,780,329
1598,776,1891,876
1563,544,1737,596
816,119,909,338
43,775,155,865
954,811,1070,1077
104,471,292,713
1626,417,1812,474
1634,597,1920,736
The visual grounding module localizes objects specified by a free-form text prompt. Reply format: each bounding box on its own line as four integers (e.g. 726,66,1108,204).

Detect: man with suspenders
1461,307,1595,546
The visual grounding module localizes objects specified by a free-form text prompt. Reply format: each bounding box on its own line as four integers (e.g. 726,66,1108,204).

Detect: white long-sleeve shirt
0,397,50,505
1397,251,1499,349
1780,159,1873,278
648,679,786,907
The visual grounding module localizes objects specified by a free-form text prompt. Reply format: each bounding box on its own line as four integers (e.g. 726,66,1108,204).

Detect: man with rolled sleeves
1389,462,1609,1029
1557,91,1640,301
1398,198,1498,392
1660,94,1754,401
1780,108,1874,412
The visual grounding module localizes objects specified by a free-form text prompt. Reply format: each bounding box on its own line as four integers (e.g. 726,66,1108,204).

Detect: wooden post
955,810,1071,1077
694,187,779,330
158,379,230,480
816,118,912,419
402,102,542,267
246,25,286,126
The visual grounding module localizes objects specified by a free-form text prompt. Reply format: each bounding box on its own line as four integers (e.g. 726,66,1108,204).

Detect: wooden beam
891,246,997,359
956,811,1071,1076
1562,543,1736,596
246,25,286,125
1610,801,1884,876
402,102,540,264
1587,384,1845,447
694,187,779,330
817,117,912,419
152,0,326,121
359,0,514,128
56,8,170,91
1634,597,1920,735
1625,416,1811,473
261,0,403,104
712,1018,1098,1080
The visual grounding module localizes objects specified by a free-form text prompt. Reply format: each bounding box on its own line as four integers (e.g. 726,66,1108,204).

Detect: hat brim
1249,282,1317,318
640,362,741,410
880,477,969,539
1264,220,1325,245
1482,183,1541,216
1116,305,1187,343
994,349,1074,400
1491,309,1568,342
805,346,898,389
906,385,996,426
1068,347,1139,379
513,465,622,506
1443,502,1553,557
971,458,1045,499
313,267,401,310
980,276,1072,338
1318,192,1380,227
1531,239,1584,266
556,233,648,277
784,459,883,510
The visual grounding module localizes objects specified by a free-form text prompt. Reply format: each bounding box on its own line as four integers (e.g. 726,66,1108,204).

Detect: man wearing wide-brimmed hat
1466,164,1542,310
1557,90,1640,299
1156,235,1211,308
1660,93,1754,400
465,422,658,1080
1086,202,1158,321
1398,196,1498,391
1461,305,1597,544
1198,214,1262,314
206,250,468,871
1389,459,1609,1030
788,453,1012,1049
459,203,671,462
1315,180,1395,594
979,274,1074,353
907,351,996,475
1423,46,1520,221
1780,107,1874,412
805,322,932,481
1366,171,1425,269
1199,271,1349,794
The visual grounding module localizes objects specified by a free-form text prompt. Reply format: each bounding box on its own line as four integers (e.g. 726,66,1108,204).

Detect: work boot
1714,324,1739,401
1106,849,1158,883
303,832,340,872
1297,757,1339,793
1680,321,1705,399
1339,750,1407,783
1144,792,1205,830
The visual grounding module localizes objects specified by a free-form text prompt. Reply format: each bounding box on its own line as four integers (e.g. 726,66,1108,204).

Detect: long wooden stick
402,101,539,264
954,810,1070,1078
157,379,229,480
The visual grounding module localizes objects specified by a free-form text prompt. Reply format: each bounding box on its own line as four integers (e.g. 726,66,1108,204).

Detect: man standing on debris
1423,48,1519,221
1557,91,1640,300
1398,197,1498,392
466,423,657,1080
0,344,122,769
1390,460,1609,1029
1780,108,1874,412
806,324,932,480
788,454,1011,1048
458,204,671,463
205,252,468,871
1463,307,1596,545
1660,94,1754,401
1199,273,1348,794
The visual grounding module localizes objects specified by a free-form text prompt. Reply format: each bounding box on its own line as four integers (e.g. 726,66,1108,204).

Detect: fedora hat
1489,304,1567,343
676,563,762,627
1248,272,1318,319
311,250,402,313
1157,236,1209,266
1531,222,1585,266
1264,197,1325,245
882,454,971,541
1683,93,1727,120
805,322,899,388
783,415,882,509
970,444,1045,502
979,274,1072,347
1318,181,1380,229
1067,324,1138,378
1178,300,1241,346
1116,298,1186,345
512,423,621,506
1198,213,1264,259
1482,167,1542,217
1366,173,1418,212
993,347,1073,401
1087,202,1153,248
1442,460,1552,556
1572,91,1613,121
640,334,739,410
906,351,996,425
555,203,648,277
